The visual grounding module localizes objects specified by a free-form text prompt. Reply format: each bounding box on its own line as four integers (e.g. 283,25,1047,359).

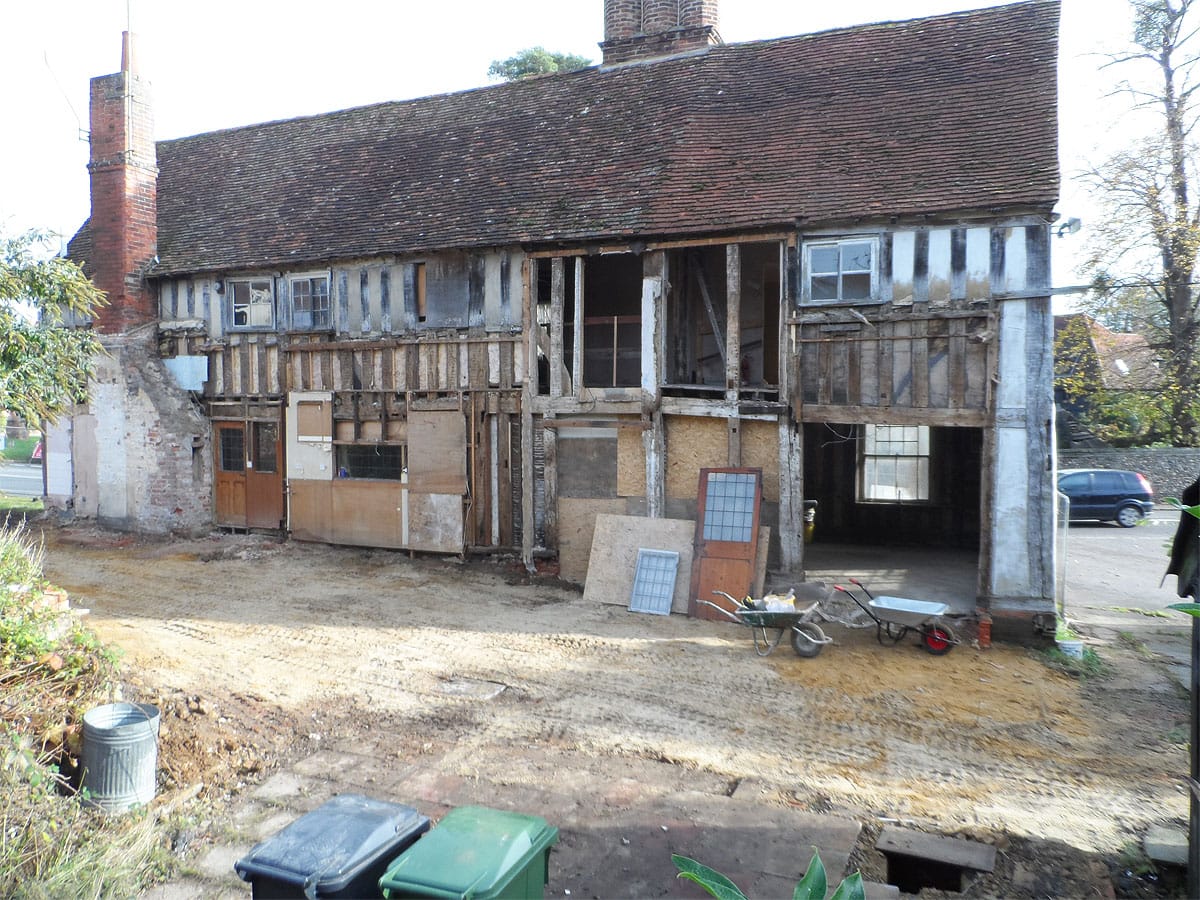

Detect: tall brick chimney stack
88,31,158,334
602,0,721,65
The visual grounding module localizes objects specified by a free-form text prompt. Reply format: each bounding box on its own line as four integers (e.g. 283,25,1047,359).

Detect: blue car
1057,468,1155,528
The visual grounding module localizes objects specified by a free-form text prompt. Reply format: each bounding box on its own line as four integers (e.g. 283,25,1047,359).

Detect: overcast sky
0,0,1142,288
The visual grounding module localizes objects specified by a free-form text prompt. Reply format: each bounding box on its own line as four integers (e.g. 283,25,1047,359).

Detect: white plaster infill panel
641,273,662,393
991,425,1032,597
996,300,1028,411
891,231,915,306
91,377,129,522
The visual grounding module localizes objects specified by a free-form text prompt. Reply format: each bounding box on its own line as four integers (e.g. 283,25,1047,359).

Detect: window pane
232,279,274,328
842,273,872,300
219,428,244,473
810,246,839,274
253,422,278,474
702,472,757,543
312,279,330,327
336,444,406,480
293,281,312,312
861,424,930,502
841,242,873,272
811,275,838,301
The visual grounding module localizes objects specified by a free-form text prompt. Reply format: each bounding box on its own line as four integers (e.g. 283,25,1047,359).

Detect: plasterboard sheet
630,549,679,616
583,514,695,614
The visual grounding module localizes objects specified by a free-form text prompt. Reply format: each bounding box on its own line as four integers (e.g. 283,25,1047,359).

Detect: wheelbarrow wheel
922,624,955,655
790,623,826,658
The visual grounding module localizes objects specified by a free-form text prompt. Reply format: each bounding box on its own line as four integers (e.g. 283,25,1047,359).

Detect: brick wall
87,33,158,335
603,0,721,63
1059,448,1200,502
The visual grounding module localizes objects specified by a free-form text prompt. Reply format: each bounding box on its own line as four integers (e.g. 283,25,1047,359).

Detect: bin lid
380,805,558,900
234,793,429,899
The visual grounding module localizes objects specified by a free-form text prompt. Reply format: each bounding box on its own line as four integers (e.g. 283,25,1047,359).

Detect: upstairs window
229,278,275,328
859,424,930,503
291,275,331,330
803,238,878,304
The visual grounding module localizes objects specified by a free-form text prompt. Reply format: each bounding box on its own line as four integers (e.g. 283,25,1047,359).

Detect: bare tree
1082,0,1200,444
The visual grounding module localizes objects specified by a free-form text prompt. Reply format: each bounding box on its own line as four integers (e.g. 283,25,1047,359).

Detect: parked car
1057,468,1154,527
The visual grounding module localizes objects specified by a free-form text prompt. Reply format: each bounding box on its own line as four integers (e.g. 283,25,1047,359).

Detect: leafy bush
0,523,167,896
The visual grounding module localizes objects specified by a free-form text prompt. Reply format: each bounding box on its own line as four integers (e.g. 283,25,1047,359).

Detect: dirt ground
38,523,1192,897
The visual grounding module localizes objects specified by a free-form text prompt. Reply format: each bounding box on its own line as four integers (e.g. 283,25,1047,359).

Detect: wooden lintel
541,419,646,430
276,334,522,353
787,308,992,327
528,395,642,416
799,403,988,428
524,232,794,259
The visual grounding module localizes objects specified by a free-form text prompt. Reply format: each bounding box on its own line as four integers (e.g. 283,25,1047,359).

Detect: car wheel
1116,504,1143,528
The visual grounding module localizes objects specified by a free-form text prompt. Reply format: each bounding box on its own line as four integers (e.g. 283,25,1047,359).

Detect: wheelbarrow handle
696,598,746,624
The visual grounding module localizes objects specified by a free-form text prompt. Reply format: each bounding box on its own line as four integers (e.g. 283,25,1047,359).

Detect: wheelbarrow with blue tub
697,583,833,658
833,578,958,655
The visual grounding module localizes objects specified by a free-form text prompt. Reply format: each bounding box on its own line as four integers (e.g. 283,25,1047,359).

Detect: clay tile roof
76,0,1061,276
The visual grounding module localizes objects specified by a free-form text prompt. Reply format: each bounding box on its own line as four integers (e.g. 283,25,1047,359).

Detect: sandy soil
40,524,1190,896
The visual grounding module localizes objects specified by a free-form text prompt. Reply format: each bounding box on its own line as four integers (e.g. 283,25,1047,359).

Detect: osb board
582,514,695,614
559,498,628,584
296,398,332,439
332,480,403,548
665,416,728,500
408,492,464,553
617,424,646,498
742,421,780,502
408,410,467,495
289,480,333,543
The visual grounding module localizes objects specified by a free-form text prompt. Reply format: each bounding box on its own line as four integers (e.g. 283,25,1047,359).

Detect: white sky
0,0,1144,290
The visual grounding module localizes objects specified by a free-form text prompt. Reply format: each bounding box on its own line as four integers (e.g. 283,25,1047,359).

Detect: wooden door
689,468,762,621
214,422,246,527
246,420,284,529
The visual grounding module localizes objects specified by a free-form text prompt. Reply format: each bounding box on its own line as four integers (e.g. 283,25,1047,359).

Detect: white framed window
229,278,275,328
291,274,331,330
859,424,930,503
803,237,878,304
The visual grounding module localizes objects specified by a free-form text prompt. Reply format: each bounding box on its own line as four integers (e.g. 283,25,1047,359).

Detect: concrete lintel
876,825,997,873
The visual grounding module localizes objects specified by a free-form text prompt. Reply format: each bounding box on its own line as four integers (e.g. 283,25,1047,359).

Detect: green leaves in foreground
672,848,865,900
1168,603,1200,618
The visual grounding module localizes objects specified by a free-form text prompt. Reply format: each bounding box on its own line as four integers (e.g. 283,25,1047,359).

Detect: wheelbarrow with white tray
833,578,958,655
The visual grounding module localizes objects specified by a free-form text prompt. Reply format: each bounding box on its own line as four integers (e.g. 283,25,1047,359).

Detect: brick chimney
602,0,722,65
88,32,158,334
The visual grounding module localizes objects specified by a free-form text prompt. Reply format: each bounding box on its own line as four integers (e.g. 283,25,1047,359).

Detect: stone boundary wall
1058,448,1200,501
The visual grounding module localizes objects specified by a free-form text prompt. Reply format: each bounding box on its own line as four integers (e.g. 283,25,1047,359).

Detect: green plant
0,436,39,462
673,848,865,900
1042,645,1107,679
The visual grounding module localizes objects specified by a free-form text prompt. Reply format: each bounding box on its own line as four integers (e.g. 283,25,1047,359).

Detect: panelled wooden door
214,423,247,527
246,421,284,529
689,468,763,621
214,420,284,529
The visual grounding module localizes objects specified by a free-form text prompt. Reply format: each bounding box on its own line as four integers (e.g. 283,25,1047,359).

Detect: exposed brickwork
67,34,211,536
88,332,211,535
601,25,719,64
603,0,721,63
87,32,158,335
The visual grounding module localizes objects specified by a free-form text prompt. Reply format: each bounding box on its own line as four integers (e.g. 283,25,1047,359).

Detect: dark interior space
664,242,780,392
801,422,982,549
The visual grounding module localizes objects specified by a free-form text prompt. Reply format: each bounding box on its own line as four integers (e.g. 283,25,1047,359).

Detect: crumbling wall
81,331,211,534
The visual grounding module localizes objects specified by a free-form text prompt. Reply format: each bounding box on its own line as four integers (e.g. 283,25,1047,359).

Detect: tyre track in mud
42,529,1188,853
